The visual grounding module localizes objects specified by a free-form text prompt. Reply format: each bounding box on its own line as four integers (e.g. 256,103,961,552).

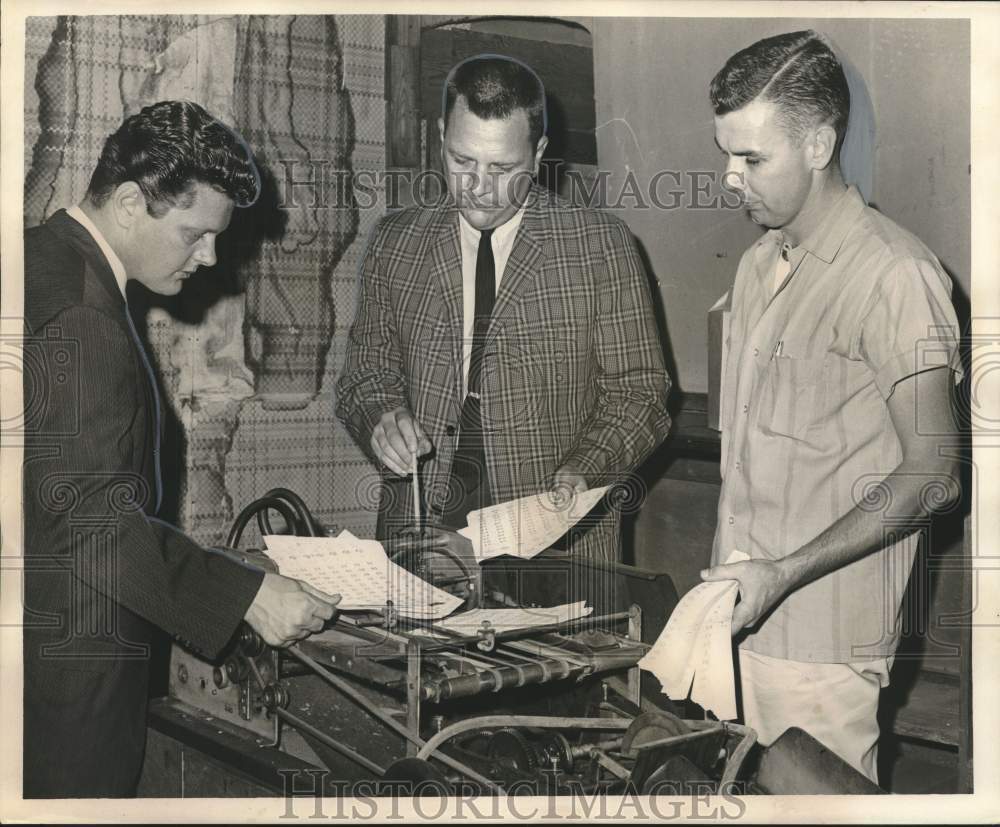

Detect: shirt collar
66,204,128,299
793,185,866,264
753,185,866,266
458,206,527,245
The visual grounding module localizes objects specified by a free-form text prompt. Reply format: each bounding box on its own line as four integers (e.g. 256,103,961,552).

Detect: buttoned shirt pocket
756,353,828,440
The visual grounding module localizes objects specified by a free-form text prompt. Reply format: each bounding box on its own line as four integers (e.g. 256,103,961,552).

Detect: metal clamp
383,600,399,630
476,621,496,652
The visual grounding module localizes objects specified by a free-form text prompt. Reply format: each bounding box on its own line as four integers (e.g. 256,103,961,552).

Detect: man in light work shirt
702,31,962,782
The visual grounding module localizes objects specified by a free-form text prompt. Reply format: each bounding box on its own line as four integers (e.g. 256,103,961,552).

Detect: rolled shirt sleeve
858,254,964,401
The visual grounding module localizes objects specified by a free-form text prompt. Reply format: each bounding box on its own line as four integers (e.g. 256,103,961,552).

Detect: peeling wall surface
24,14,385,546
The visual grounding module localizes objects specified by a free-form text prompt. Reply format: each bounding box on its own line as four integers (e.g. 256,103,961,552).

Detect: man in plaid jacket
337,56,670,566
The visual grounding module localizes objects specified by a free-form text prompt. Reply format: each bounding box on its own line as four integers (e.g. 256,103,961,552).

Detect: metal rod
411,454,421,531
626,726,724,753
626,604,642,707
416,715,632,761
289,647,423,748
246,644,487,786
245,653,385,776
415,609,635,653
406,638,420,758
718,723,757,788
278,663,316,678
274,707,386,777
591,748,631,781
419,661,586,703
288,645,501,792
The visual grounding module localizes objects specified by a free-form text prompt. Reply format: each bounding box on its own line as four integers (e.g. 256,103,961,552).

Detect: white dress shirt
457,208,526,398
66,204,128,299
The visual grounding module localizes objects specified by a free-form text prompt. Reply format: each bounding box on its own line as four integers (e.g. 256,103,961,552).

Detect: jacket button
446,425,456,436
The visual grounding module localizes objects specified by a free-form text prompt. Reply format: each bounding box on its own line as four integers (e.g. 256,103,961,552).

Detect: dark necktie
467,228,495,397
123,301,163,514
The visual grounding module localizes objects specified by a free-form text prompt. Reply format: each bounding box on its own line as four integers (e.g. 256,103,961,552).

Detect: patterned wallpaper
24,14,386,546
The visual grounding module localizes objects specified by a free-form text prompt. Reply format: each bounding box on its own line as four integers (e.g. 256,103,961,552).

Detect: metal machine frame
165,489,757,793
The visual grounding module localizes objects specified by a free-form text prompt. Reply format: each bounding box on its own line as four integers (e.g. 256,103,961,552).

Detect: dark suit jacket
22,210,264,797
337,187,671,559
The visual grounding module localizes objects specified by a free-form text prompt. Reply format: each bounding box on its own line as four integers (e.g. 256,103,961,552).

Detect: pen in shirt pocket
771,340,784,360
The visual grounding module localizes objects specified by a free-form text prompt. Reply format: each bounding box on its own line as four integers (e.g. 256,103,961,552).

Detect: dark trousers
440,395,490,531
438,395,516,602
23,655,149,798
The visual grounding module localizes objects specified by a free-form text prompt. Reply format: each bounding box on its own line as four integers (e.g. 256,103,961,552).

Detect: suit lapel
47,210,124,313
47,210,163,514
489,188,546,334
421,189,548,403
425,205,466,404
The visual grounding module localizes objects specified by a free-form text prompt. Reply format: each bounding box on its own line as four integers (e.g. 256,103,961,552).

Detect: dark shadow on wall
147,160,289,325
537,94,572,197
877,254,973,788
618,233,681,567
631,234,681,416
128,158,287,528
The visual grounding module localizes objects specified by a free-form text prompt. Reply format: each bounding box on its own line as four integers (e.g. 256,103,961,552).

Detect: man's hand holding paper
700,556,793,634
638,550,749,721
458,485,610,562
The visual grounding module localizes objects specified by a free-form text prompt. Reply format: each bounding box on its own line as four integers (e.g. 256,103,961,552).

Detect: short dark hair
710,30,850,151
443,54,547,146
86,100,259,217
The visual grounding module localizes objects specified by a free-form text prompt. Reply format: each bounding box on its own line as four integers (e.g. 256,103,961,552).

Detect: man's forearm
561,403,670,483
560,367,671,482
775,457,961,596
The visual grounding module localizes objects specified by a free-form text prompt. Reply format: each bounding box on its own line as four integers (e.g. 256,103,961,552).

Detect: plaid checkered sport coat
337,186,671,559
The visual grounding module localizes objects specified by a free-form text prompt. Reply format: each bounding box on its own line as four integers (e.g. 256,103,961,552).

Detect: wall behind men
592,17,971,395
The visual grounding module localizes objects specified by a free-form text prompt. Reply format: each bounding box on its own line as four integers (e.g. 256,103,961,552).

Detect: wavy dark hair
710,30,850,152
86,100,259,217
443,54,547,146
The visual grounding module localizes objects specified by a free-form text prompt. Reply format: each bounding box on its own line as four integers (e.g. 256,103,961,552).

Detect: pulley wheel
621,710,691,757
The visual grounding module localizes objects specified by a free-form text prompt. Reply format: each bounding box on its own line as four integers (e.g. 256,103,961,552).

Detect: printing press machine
142,489,882,797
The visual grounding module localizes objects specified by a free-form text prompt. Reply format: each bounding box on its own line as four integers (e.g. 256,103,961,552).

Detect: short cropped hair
86,100,259,217
710,30,850,151
443,55,547,146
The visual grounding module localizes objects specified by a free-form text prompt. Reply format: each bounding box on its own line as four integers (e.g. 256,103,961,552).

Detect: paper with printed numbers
458,486,610,562
435,601,592,635
263,532,463,620
638,550,749,720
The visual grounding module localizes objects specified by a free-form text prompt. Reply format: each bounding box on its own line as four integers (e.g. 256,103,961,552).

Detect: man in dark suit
22,100,340,798
337,56,670,572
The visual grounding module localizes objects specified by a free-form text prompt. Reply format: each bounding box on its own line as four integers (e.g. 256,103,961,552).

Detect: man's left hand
551,467,588,505
700,559,791,635
390,526,478,581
